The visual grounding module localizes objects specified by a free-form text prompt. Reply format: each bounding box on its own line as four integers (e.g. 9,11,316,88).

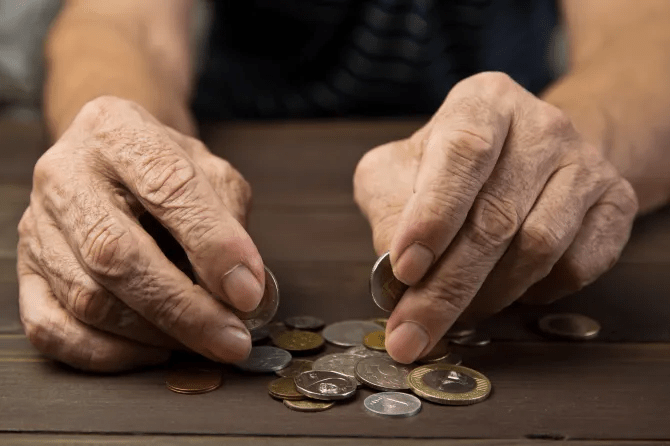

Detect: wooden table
1,118,669,445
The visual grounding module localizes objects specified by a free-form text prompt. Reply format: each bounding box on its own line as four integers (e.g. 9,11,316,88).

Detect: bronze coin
268,377,304,401
272,330,325,353
283,399,335,412
276,359,314,378
166,368,222,395
363,330,386,351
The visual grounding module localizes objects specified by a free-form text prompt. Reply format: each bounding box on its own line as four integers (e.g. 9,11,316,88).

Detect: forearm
44,6,195,140
542,17,670,214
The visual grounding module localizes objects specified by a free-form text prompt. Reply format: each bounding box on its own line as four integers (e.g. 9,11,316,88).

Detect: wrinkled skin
17,96,265,372
354,72,638,363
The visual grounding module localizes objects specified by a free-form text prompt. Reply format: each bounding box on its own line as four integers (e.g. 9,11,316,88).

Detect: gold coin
363,330,386,351
165,368,222,395
369,318,388,329
408,364,491,406
276,359,314,378
417,339,450,364
283,399,335,412
268,377,304,401
538,313,601,340
272,330,324,352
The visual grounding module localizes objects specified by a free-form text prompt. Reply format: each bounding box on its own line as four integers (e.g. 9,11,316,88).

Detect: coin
165,368,222,395
355,356,414,391
232,267,280,330
272,330,324,353
234,346,292,373
313,353,361,382
408,364,491,405
345,345,387,359
370,252,409,312
294,370,358,400
267,321,288,337
285,315,325,331
322,320,382,347
537,313,601,340
283,399,335,412
268,377,304,401
450,332,491,347
363,330,387,351
364,392,422,418
444,326,476,339
370,317,388,329
439,353,463,366
250,326,270,343
276,359,314,378
418,339,450,363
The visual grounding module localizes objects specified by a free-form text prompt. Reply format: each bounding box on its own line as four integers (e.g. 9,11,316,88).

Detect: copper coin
538,313,601,340
272,330,325,353
165,368,222,395
268,377,304,401
363,330,387,351
283,399,335,412
276,359,314,378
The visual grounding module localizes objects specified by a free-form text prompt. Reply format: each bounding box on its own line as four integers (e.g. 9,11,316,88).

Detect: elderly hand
354,72,637,363
17,96,264,372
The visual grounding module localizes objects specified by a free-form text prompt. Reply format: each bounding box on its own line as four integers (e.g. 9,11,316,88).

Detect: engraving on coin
408,364,491,405
234,346,292,373
276,359,314,378
345,345,387,359
272,330,324,353
313,353,361,382
363,330,387,351
364,392,422,418
232,267,280,330
450,332,491,347
285,315,325,331
322,320,383,347
268,377,304,401
370,252,409,312
538,313,601,340
294,370,358,400
283,399,335,412
165,368,222,395
423,369,476,393
355,356,414,391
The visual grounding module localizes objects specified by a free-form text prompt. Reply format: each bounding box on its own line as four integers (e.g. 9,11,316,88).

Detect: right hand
17,96,264,372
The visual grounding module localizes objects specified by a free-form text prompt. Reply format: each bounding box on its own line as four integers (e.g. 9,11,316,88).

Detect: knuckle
537,104,574,139
147,289,193,334
471,71,517,96
80,216,136,278
613,179,639,216
137,154,198,208
468,194,520,247
67,281,113,326
23,318,55,357
518,223,564,265
424,273,473,315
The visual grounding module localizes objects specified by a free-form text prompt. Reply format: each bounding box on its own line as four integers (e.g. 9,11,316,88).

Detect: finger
30,214,180,349
89,101,264,312
52,188,253,363
520,179,637,305
461,162,615,322
18,269,170,373
388,74,515,285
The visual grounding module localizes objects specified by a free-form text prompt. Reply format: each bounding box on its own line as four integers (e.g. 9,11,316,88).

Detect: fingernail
211,326,251,362
386,321,430,364
222,265,264,312
394,243,434,285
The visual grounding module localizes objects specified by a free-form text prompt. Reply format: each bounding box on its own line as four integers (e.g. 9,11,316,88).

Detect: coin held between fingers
222,264,264,312
393,243,435,286
386,321,429,364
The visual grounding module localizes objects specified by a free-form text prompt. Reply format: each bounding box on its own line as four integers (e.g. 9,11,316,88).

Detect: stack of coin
165,368,223,395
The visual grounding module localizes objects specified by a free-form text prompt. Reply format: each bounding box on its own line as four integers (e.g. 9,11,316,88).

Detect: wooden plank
1,434,667,446
0,341,669,439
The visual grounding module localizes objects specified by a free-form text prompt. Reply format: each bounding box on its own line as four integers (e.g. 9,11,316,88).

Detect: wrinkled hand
354,72,637,363
17,96,264,372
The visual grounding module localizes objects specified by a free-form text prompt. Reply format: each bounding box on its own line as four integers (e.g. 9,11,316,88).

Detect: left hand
353,72,638,363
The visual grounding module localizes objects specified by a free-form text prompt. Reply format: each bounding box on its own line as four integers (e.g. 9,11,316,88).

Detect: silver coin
370,252,408,312
294,370,358,401
313,353,361,382
232,267,279,331
322,320,383,347
444,326,477,339
355,356,414,391
423,368,477,393
285,315,325,331
364,392,422,418
440,353,463,366
345,345,387,359
450,332,491,347
234,346,291,373
538,313,601,340
250,326,270,343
